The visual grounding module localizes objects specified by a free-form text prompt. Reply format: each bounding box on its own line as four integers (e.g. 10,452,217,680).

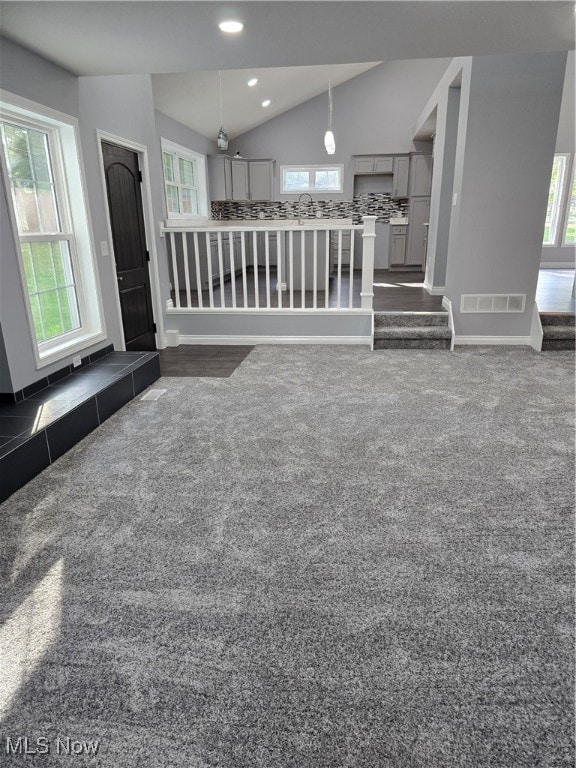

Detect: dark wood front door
102,142,156,351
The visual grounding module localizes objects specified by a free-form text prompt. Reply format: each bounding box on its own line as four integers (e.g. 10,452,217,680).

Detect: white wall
229,59,451,200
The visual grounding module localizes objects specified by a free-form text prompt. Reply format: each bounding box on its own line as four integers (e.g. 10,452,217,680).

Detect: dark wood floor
536,269,575,312
173,268,445,312
158,345,254,378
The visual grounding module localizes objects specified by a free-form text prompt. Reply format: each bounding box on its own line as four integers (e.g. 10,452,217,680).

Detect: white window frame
161,138,208,220
0,91,105,368
543,153,570,247
562,157,576,247
280,164,344,195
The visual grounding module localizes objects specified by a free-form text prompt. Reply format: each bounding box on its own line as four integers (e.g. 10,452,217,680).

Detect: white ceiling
152,63,381,139
0,2,574,138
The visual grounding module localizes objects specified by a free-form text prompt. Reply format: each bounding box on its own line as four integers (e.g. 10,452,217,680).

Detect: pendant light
217,70,229,151
324,66,336,155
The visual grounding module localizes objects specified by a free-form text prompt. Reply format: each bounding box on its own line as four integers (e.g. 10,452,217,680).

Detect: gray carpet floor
0,346,574,767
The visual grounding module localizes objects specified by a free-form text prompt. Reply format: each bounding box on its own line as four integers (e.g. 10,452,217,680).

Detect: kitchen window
0,94,105,366
161,139,208,218
281,165,344,194
543,153,569,246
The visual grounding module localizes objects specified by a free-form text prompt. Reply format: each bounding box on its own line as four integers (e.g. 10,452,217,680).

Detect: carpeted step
374,311,449,328
540,313,575,351
374,326,452,340
374,337,451,350
539,312,575,327
541,338,576,351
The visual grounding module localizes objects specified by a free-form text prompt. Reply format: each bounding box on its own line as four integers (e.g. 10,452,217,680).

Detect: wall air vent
460,294,526,313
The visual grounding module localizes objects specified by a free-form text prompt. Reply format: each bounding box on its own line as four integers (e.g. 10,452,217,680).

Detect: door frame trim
97,130,165,350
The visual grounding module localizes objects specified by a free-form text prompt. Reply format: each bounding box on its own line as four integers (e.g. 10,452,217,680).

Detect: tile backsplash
211,194,408,224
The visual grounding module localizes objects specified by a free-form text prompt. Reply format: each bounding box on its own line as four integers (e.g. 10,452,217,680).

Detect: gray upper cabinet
207,155,232,201
354,155,394,174
409,153,433,197
248,160,273,201
208,156,273,201
392,156,409,198
231,159,250,201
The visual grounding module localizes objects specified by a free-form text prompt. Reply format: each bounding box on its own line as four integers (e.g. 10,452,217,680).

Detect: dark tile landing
158,346,254,378
0,351,160,503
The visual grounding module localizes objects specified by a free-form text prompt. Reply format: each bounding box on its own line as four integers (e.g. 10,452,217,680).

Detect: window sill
37,330,108,370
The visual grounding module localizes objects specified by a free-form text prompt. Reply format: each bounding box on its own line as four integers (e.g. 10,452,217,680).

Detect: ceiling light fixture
217,70,228,151
247,78,258,87
261,99,271,108
219,20,244,33
324,66,336,155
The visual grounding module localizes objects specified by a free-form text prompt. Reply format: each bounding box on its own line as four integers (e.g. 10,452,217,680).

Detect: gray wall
425,86,460,290
541,50,575,267
0,38,108,392
445,52,567,337
78,74,167,354
0,323,12,394
229,59,451,201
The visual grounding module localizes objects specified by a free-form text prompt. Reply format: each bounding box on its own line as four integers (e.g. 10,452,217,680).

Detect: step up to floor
540,312,575,351
373,312,451,350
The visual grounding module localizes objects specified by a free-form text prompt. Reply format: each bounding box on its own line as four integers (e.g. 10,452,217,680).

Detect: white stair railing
162,216,376,313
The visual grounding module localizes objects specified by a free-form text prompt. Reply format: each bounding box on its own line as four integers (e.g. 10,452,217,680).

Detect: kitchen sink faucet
297,193,313,225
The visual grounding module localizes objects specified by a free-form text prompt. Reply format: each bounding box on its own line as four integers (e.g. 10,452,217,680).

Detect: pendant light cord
328,66,333,131
218,70,224,126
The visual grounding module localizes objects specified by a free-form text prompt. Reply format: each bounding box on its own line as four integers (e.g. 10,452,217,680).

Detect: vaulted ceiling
0,1,573,138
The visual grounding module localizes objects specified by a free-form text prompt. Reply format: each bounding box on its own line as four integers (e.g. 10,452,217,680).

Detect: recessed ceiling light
261,99,271,108
247,78,258,87
219,20,244,33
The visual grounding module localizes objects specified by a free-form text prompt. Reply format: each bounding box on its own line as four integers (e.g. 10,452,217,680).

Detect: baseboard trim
178,335,372,346
424,282,446,295
453,335,533,346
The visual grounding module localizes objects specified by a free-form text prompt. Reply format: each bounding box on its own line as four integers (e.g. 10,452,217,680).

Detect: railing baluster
241,232,248,308
181,233,192,308
348,227,355,309
169,232,180,308
217,232,225,308
205,232,214,308
289,230,294,309
325,229,330,308
337,229,343,309
229,232,236,309
265,231,271,309
313,230,318,309
253,231,259,309
193,231,203,308
300,230,305,308
277,229,283,309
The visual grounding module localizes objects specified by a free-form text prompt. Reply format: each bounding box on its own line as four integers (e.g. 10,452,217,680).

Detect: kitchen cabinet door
406,198,430,266
389,235,406,266
392,156,409,198
207,155,232,200
249,161,272,201
373,156,394,173
354,157,376,174
409,153,433,197
231,160,250,200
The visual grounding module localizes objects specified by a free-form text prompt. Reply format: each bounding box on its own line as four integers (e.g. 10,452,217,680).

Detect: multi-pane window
281,165,344,194
161,139,207,218
0,119,80,343
543,153,569,246
562,164,576,246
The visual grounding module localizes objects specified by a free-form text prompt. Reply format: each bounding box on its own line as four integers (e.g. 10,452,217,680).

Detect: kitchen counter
166,218,354,230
